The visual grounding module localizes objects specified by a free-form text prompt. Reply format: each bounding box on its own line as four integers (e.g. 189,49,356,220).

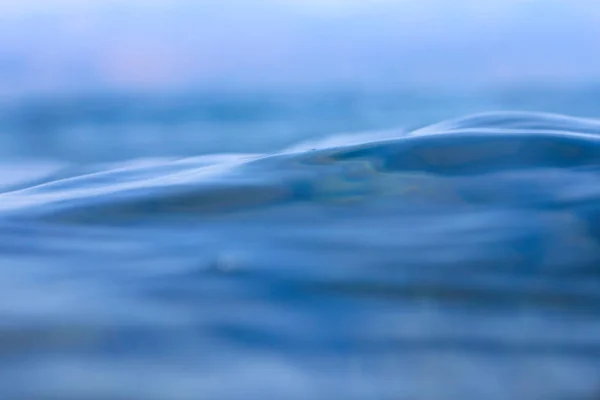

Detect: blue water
1,93,600,399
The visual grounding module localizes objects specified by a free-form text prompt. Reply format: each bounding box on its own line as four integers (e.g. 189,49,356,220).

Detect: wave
0,111,599,222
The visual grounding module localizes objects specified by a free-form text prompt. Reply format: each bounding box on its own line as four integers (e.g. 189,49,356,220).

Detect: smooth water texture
1,110,600,400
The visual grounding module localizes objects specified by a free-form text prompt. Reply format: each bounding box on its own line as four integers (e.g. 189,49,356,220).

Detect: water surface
0,110,599,400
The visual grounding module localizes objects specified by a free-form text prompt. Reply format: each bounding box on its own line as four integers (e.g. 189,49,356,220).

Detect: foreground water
1,110,600,399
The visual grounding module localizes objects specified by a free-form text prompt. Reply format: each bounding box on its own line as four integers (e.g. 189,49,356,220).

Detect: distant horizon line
2,80,600,100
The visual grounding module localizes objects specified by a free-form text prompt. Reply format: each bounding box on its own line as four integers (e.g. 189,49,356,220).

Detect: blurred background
1,0,600,163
